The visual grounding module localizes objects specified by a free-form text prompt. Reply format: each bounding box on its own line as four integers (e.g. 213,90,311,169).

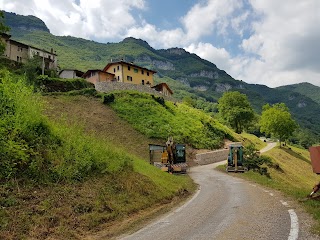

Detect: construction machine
149,137,188,173
226,143,247,172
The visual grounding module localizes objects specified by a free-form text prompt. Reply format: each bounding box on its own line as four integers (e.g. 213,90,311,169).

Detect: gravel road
121,159,319,240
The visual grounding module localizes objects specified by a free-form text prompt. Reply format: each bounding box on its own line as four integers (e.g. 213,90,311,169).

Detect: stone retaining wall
95,82,177,102
195,149,229,165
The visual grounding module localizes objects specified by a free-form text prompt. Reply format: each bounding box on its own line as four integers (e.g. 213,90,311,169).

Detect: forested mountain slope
3,11,320,141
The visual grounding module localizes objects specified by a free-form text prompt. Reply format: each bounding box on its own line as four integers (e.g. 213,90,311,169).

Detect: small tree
260,103,298,147
218,91,254,133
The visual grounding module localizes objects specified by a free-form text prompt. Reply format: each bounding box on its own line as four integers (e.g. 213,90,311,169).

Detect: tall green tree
260,103,298,146
218,91,254,133
0,11,10,54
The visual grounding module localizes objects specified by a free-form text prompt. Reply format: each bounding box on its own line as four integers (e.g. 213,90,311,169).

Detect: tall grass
0,70,133,182
108,91,235,149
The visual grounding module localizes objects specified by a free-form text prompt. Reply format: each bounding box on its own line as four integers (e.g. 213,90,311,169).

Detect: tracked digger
149,137,188,173
226,143,247,172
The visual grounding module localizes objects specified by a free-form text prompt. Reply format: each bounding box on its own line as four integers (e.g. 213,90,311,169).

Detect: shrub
243,144,272,176
36,76,94,92
102,93,115,104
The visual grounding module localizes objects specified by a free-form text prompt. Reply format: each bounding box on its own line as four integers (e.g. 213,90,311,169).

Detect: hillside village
0,32,174,98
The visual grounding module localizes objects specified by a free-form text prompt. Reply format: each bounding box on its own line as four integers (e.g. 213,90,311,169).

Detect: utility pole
42,50,45,75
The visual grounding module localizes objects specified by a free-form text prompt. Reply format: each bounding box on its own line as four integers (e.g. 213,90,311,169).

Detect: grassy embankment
220,142,320,233
0,71,196,239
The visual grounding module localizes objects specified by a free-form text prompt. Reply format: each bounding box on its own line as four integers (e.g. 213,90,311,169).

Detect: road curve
121,161,317,240
121,163,290,239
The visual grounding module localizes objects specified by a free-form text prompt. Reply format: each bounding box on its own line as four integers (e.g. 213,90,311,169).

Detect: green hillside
277,82,320,105
3,11,320,142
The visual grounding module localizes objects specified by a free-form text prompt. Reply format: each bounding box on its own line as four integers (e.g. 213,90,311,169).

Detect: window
17,56,19,62
117,76,120,81
134,68,138,73
117,65,120,71
147,72,150,76
114,68,116,73
128,66,131,71
141,70,144,75
127,76,132,81
142,80,145,85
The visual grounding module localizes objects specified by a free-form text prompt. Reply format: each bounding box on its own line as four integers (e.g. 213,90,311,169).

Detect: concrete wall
195,149,229,165
60,70,76,79
95,82,177,102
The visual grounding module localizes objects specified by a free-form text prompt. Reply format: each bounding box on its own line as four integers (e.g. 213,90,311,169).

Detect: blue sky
1,0,320,87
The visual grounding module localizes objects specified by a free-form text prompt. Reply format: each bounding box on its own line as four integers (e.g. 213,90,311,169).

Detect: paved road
121,143,318,240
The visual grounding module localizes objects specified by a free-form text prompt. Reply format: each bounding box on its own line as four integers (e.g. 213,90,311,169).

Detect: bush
243,144,272,176
36,75,94,92
102,93,115,104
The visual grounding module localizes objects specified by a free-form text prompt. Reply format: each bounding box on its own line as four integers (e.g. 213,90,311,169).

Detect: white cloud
181,0,243,40
1,0,319,87
0,0,146,39
186,42,232,71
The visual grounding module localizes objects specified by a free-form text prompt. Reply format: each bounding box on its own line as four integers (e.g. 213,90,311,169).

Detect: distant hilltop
3,11,50,33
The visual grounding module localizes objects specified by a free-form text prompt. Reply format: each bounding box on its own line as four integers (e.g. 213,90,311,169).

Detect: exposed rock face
189,70,219,79
136,55,152,62
289,95,297,100
215,83,232,93
193,85,209,92
152,60,175,70
177,78,191,87
238,84,245,89
298,101,307,108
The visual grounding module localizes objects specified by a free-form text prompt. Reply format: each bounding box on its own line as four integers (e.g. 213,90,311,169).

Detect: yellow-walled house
102,61,156,86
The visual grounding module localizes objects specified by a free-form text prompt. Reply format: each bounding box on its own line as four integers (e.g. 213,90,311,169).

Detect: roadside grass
239,132,267,150
218,143,320,234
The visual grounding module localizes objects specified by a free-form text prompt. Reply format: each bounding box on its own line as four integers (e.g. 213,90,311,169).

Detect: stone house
0,33,58,70
59,69,84,79
82,69,115,84
102,61,156,86
152,83,173,97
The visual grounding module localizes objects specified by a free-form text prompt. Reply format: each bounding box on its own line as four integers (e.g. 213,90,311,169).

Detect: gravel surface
121,161,320,240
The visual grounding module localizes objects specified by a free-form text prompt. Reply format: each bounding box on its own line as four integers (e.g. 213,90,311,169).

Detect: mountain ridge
2,11,320,142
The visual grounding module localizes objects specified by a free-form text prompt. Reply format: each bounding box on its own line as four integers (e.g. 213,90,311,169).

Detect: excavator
226,143,247,172
149,137,188,173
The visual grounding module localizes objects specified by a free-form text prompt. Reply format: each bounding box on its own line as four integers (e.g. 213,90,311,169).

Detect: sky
1,0,320,88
